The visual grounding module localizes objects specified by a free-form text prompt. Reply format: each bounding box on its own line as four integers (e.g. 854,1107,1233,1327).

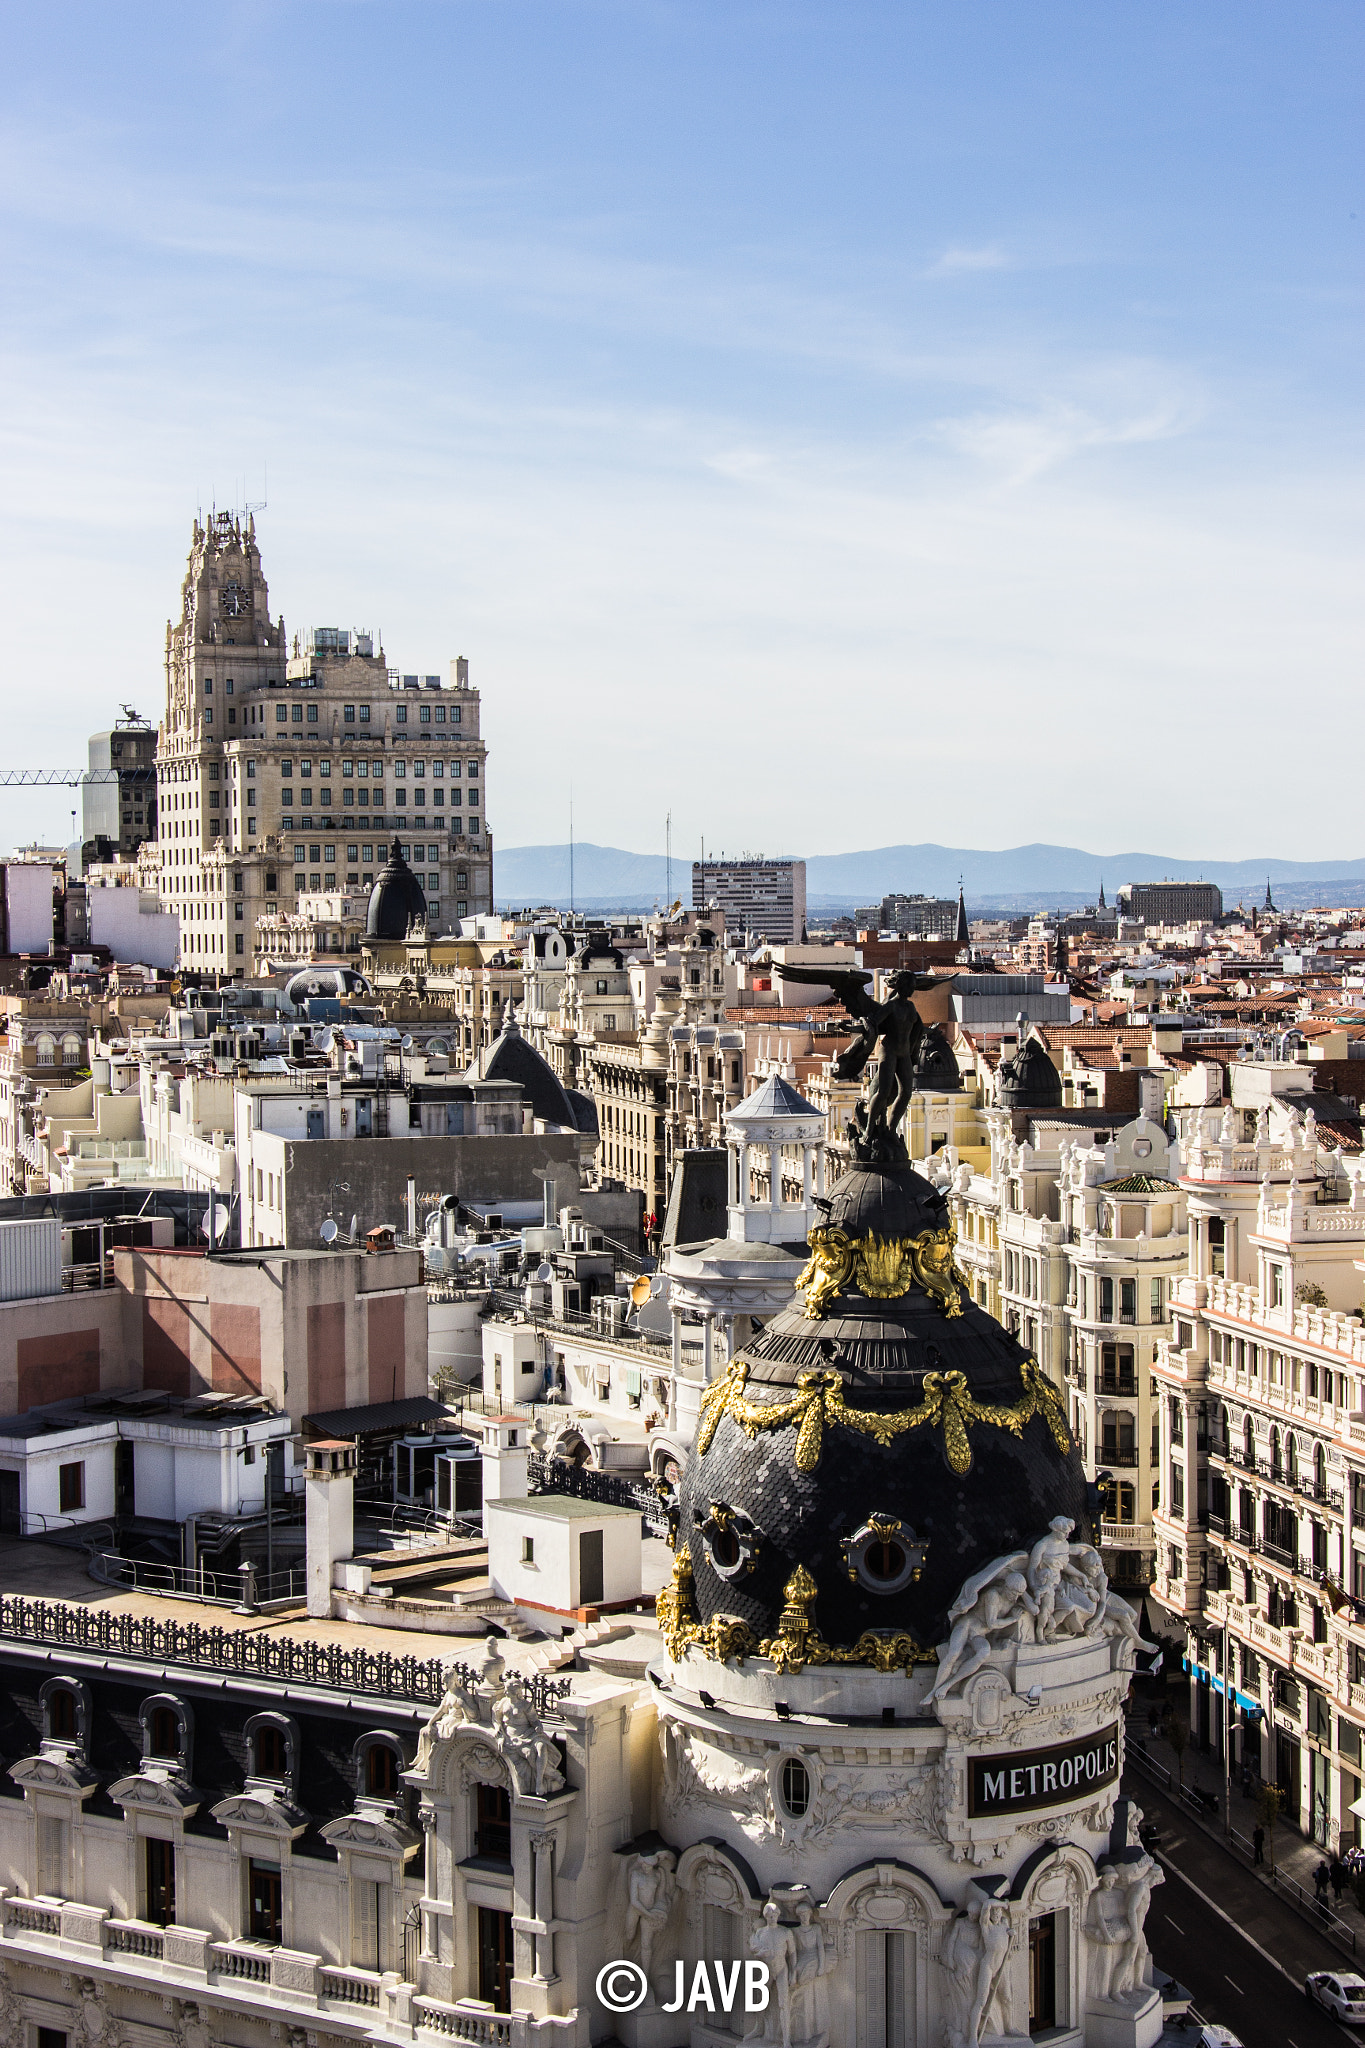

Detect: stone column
770,1138,783,1218
703,1315,715,1380
530,1832,557,1983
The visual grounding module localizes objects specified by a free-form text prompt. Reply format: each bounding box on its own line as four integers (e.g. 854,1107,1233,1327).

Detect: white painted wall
87,888,180,972
486,1499,641,1613
4,865,52,956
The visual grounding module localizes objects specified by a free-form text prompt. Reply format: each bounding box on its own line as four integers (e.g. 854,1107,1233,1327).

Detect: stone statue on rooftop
779,965,939,1163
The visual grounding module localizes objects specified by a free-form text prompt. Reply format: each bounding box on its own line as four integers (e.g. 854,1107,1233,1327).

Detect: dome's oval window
780,1757,810,1818
710,1523,741,1571
863,1535,907,1583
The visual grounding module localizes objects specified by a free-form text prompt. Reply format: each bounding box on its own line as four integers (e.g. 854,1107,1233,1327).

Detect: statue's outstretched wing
778,963,878,1018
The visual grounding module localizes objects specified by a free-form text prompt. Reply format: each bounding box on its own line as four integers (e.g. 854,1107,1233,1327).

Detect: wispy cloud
925,245,1011,277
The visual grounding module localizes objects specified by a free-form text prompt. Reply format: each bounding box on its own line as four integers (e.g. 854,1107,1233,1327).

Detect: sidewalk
1125,1709,1365,1955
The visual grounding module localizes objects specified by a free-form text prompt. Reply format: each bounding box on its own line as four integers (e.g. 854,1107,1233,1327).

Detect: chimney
304,1439,356,1618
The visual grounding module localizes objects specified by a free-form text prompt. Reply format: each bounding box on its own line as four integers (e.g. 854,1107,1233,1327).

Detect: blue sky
1,2,1360,863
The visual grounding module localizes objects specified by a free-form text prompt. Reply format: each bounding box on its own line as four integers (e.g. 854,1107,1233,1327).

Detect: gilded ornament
794,1224,968,1322
695,1354,1070,1476
656,1556,934,1675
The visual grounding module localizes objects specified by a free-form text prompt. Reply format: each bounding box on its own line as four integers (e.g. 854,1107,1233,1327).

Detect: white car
1306,1970,1365,2022
1191,2027,1244,2048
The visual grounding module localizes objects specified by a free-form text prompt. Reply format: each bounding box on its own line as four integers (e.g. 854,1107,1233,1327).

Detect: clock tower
159,513,287,968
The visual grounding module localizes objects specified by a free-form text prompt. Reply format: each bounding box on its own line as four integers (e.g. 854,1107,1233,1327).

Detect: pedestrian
1148,1704,1160,1736
1331,1855,1346,1904
1315,1861,1331,1914
1253,1825,1265,1866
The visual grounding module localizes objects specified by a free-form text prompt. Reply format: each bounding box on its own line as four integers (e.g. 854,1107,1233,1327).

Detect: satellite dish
535,1261,553,1283
631,1273,653,1308
212,1204,230,1242
401,1034,414,1050
320,1218,339,1245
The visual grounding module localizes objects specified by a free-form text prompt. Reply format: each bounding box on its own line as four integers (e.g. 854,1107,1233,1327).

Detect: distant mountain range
494,841,1365,915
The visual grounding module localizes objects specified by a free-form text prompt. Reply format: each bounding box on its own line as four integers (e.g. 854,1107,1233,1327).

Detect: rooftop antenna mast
666,810,672,907
569,789,575,920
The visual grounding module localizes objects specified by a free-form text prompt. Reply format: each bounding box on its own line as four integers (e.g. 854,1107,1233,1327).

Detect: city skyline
2,5,1361,860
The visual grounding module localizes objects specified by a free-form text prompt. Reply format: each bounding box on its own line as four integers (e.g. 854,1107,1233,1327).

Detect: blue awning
1183,1657,1263,1717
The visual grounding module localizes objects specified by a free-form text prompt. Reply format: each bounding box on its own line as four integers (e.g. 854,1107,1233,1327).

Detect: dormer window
367,1744,398,1798
150,1707,180,1758
256,1725,287,1778
139,1694,193,1775
244,1711,300,1792
39,1676,89,1753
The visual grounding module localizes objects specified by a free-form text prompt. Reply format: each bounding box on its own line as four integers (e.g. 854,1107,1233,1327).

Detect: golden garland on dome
655,1555,935,1675
695,1356,1070,1477
794,1224,968,1321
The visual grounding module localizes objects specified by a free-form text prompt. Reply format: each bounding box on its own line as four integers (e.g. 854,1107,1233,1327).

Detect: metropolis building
0,1111,1167,2048
156,513,492,969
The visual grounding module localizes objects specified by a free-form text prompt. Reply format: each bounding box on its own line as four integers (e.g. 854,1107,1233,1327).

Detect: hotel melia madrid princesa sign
968,1723,1120,1817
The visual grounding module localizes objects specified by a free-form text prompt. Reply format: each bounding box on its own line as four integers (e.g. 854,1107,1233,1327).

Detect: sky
0,2,1361,865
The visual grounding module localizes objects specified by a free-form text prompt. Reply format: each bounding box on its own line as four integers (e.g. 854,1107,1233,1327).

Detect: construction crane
1,707,157,788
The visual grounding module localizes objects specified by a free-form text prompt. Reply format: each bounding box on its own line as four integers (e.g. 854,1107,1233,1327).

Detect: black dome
997,1031,1062,1110
366,838,427,940
912,1022,961,1092
676,1161,1088,1658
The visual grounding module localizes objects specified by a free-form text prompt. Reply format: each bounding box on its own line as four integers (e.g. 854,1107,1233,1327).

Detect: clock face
220,582,250,618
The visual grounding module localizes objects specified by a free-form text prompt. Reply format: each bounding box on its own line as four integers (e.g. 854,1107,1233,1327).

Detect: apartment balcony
1097,1446,1140,1468
0,1894,573,2047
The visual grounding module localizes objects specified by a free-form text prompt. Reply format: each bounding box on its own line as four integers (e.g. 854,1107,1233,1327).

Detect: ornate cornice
108,1771,201,1817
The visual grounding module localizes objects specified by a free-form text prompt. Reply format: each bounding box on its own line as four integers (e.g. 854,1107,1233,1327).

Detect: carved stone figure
492,1674,564,1796
1085,1871,1130,2003
791,1901,835,2045
745,1899,798,2048
623,1849,677,1985
933,1524,1156,1699
940,1897,1011,2048
1026,1516,1077,1639
414,1665,480,1773
927,1558,1036,1703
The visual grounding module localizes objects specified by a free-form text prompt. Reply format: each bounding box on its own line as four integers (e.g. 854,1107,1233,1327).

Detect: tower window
277,706,287,722
225,679,234,695
203,680,213,695
345,705,356,723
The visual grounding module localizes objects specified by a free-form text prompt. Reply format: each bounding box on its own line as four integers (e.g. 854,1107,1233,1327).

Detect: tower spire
955,876,969,946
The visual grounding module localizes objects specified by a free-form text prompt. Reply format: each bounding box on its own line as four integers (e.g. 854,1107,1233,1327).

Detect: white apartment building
1152,1102,1365,1848
157,512,491,971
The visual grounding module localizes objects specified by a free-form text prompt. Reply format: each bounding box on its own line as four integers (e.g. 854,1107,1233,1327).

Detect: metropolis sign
968,1722,1120,1818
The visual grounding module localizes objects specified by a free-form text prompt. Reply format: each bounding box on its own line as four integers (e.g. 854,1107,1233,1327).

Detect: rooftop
485,1493,641,1521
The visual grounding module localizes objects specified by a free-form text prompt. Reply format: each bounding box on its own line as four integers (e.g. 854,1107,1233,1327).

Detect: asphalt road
1149,1850,1356,2048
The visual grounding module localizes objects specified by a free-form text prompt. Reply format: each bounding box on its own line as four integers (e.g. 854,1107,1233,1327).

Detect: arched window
355,1732,406,1803
61,1034,82,1064
245,1712,298,1787
1286,1435,1298,1488
35,1035,55,1067
139,1694,192,1774
1270,1428,1282,1480
40,1677,88,1751
1244,1416,1255,1466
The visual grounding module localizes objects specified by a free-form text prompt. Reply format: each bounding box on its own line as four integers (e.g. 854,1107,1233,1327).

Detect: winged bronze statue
779,963,943,1163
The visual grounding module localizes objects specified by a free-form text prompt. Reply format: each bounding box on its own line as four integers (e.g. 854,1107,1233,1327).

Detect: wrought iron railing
0,1594,569,1713
528,1452,671,1537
